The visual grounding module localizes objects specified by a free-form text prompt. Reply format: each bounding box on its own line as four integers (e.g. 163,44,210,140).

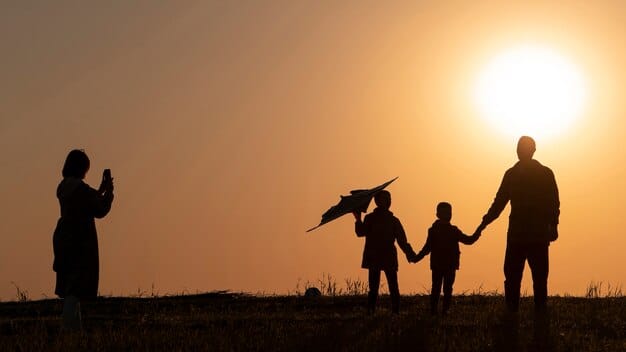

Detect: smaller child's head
374,190,391,210
436,202,452,222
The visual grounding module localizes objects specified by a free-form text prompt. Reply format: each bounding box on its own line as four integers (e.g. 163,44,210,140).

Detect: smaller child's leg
442,270,456,315
384,270,400,314
431,270,444,315
368,269,382,313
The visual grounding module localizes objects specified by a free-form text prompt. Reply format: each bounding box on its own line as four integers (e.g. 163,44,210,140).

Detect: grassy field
0,292,624,352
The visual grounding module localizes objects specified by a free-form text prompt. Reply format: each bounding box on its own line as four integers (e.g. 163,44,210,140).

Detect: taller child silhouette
353,190,416,314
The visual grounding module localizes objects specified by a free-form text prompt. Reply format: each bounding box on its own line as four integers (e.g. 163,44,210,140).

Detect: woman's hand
101,175,114,195
107,178,114,194
99,170,114,194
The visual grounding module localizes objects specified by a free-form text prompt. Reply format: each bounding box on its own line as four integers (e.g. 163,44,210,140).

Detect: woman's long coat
53,178,113,298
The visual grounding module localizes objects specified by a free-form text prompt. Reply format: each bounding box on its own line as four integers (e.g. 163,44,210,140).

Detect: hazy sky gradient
1,1,625,300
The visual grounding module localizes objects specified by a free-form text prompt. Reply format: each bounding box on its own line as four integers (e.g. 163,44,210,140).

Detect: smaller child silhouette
412,202,481,315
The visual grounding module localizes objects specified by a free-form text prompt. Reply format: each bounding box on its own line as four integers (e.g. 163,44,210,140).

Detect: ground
0,293,624,351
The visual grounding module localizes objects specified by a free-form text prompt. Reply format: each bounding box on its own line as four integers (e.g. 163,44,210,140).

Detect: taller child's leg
527,242,549,312
504,243,527,313
431,270,444,315
368,269,381,313
442,270,456,314
384,270,400,314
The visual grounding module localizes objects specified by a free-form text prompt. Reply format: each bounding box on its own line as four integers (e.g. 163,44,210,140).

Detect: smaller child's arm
394,219,418,262
413,231,432,262
457,226,480,245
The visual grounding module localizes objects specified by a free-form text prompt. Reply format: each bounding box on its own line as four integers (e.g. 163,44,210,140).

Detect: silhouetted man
478,136,559,313
353,190,416,314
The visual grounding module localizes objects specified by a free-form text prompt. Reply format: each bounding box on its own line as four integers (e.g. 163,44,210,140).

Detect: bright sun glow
474,45,587,140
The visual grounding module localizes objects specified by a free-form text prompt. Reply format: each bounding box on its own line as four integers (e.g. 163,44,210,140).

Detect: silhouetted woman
53,149,114,330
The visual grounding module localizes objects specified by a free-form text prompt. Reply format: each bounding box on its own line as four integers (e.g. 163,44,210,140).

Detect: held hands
476,221,487,233
468,224,485,244
472,221,489,240
352,211,362,222
407,252,423,264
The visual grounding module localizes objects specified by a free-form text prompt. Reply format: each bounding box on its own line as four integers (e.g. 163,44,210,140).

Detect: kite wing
306,177,398,232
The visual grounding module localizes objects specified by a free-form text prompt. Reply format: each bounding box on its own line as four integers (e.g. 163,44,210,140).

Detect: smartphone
103,169,112,181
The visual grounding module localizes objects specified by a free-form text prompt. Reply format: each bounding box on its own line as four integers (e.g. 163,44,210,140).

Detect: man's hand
352,211,362,222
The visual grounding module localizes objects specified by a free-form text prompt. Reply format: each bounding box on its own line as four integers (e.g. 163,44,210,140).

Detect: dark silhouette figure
353,190,416,314
52,150,114,330
412,202,481,315
478,136,560,313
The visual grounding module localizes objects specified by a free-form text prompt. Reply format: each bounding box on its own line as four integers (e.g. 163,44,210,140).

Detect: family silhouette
352,136,560,316
52,136,559,330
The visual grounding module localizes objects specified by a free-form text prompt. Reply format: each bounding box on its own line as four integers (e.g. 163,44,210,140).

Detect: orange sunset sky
1,1,625,300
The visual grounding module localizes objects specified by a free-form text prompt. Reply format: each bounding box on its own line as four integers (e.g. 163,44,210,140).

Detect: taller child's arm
395,219,416,257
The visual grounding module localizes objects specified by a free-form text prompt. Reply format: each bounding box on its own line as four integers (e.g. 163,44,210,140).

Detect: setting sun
474,45,587,140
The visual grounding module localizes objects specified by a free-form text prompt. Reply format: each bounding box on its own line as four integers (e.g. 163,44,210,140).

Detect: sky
1,1,625,300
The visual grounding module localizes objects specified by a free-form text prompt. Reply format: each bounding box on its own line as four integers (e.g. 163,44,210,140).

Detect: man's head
436,202,452,222
517,136,536,161
374,190,391,209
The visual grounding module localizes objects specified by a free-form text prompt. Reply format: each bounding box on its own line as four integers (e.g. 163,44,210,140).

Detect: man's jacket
483,159,560,243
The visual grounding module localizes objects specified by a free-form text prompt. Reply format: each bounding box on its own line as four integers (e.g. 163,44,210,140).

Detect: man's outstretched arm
457,227,480,245
394,219,417,261
479,171,511,230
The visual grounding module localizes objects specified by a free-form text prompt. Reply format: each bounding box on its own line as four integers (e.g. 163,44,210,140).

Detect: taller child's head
374,190,391,210
436,202,452,222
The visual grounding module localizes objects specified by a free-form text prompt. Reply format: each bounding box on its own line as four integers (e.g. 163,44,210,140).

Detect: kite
306,177,398,232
